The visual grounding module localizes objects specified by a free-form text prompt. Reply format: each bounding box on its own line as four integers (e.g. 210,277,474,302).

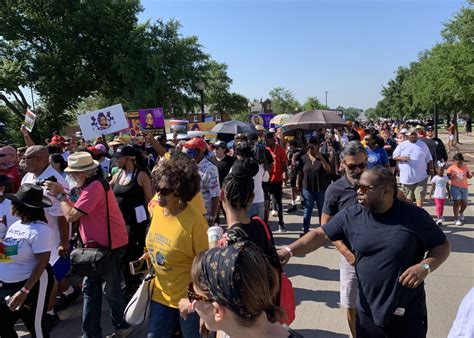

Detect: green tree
303,96,327,111
335,106,362,121
269,87,300,114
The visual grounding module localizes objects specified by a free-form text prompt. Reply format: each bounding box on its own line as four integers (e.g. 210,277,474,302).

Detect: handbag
252,216,296,325
70,178,113,277
124,273,154,325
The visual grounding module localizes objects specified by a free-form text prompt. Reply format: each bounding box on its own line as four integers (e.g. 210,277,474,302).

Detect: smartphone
129,259,151,275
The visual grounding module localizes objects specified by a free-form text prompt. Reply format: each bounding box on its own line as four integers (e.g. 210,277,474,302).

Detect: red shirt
0,165,21,192
267,144,287,182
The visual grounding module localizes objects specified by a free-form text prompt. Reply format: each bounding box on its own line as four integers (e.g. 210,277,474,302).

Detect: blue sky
139,0,466,110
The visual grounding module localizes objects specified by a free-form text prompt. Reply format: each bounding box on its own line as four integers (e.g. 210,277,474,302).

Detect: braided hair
223,159,259,210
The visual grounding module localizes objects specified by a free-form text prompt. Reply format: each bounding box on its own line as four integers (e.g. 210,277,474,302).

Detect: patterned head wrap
199,241,259,319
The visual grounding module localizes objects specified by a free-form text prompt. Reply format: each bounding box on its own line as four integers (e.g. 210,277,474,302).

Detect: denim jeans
303,189,326,233
247,202,265,219
82,245,129,338
148,301,200,338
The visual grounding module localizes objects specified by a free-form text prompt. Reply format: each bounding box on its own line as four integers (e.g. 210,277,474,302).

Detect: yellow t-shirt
148,192,206,218
146,203,208,308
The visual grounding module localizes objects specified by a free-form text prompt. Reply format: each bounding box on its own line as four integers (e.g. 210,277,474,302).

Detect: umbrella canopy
283,110,346,131
211,120,256,135
269,114,292,126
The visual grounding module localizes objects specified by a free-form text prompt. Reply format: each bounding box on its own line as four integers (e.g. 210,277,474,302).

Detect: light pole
247,101,253,116
196,80,205,122
325,91,328,108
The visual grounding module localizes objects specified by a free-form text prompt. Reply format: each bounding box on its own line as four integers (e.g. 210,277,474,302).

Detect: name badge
394,307,405,316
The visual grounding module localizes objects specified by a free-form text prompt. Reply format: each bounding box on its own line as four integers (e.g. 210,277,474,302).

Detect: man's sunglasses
187,283,213,303
155,187,174,196
354,184,384,193
345,162,367,170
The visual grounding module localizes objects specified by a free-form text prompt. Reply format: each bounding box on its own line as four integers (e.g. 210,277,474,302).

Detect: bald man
0,145,21,192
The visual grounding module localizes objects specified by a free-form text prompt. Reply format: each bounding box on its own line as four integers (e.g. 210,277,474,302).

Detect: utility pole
325,91,328,108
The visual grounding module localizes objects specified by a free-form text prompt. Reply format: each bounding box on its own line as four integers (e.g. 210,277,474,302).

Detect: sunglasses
155,187,174,196
355,184,384,193
187,283,213,303
345,162,367,171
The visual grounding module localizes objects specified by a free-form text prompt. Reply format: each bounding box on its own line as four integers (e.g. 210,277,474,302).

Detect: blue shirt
366,146,389,169
322,200,446,326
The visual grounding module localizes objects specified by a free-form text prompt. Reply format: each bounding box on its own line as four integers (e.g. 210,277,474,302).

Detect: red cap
49,135,66,145
87,146,100,157
183,137,207,152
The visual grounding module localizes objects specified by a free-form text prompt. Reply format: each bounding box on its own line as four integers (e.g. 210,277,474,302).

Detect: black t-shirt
322,201,446,326
214,155,236,186
226,218,281,272
322,175,358,216
298,154,329,192
419,138,437,165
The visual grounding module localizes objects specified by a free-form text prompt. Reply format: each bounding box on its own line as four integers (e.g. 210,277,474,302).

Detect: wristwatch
56,193,68,202
421,263,431,274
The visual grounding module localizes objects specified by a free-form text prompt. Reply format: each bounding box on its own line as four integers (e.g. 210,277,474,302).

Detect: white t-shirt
431,175,449,199
0,199,20,238
393,140,432,184
0,221,53,282
22,165,69,264
198,158,221,218
100,157,111,174
252,164,266,204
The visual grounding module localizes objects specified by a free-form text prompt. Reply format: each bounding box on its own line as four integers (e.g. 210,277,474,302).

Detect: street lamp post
247,101,253,116
325,91,328,108
196,81,205,122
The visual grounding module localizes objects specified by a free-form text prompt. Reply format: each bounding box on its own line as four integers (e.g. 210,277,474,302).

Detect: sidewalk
19,133,474,337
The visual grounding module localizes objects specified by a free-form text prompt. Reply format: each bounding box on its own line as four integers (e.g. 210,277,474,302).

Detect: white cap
400,128,408,134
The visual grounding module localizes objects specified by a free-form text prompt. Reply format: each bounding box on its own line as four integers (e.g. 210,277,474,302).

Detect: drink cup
207,225,224,248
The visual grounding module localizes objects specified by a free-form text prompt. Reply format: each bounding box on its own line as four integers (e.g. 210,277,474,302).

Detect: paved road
19,132,474,337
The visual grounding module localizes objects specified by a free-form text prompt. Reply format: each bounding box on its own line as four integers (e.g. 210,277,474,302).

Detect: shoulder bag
124,272,154,325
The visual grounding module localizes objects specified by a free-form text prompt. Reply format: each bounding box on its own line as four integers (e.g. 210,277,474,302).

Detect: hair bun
231,159,259,179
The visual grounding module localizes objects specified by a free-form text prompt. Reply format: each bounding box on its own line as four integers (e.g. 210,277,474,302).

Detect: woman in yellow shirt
146,153,209,338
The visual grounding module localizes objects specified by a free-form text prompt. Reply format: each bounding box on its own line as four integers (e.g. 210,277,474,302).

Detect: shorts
401,177,428,201
340,255,358,309
451,186,468,201
449,135,455,141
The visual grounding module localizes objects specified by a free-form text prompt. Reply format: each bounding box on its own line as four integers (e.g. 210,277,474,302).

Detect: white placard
77,104,129,141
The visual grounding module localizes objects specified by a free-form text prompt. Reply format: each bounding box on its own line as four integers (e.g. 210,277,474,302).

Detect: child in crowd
429,164,451,226
447,153,472,226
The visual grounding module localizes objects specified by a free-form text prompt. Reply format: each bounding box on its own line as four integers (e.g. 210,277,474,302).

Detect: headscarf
200,241,260,319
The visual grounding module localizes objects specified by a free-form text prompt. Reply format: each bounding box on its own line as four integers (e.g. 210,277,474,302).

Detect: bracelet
20,287,30,294
283,246,293,257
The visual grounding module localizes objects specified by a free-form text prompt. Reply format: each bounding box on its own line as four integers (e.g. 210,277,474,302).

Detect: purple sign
249,113,275,129
138,108,165,136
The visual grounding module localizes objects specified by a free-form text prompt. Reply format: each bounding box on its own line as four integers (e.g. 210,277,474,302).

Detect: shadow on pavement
293,287,340,308
285,263,339,282
296,329,349,338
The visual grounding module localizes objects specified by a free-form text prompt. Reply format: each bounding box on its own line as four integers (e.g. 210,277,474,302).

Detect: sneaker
459,213,465,221
286,205,297,213
436,219,443,226
106,327,133,338
441,217,445,222
271,210,278,217
295,196,301,203
54,286,82,312
278,225,286,233
44,312,60,331
455,219,463,226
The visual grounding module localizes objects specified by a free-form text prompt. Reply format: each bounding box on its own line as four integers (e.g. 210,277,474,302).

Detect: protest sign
77,104,129,141
24,109,37,132
138,108,165,136
249,113,275,129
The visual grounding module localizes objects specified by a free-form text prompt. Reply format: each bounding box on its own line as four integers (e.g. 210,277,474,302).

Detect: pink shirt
75,180,128,249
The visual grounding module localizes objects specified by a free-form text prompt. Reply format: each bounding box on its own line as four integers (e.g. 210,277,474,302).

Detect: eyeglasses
155,187,174,196
345,162,367,171
187,283,213,303
355,184,384,193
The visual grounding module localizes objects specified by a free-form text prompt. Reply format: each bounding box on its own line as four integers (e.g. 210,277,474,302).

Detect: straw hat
64,152,99,172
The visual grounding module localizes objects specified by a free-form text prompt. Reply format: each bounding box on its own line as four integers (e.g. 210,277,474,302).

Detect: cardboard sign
24,109,37,132
77,104,129,141
138,108,165,136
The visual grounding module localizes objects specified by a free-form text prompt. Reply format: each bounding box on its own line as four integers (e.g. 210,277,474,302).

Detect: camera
35,175,57,186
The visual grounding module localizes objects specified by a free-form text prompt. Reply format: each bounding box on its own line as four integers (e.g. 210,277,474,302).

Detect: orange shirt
447,164,470,188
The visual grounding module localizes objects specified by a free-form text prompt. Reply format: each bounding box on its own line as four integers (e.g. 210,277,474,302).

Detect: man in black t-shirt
278,167,450,337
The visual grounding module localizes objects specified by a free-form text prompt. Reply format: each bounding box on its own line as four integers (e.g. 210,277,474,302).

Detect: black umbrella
211,120,256,135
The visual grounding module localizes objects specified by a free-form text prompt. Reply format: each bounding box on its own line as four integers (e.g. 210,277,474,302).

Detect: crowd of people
0,117,470,338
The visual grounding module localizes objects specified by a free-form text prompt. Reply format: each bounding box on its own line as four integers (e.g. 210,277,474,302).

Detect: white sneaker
459,213,465,221
455,219,463,226
295,196,301,203
436,219,443,226
271,210,278,217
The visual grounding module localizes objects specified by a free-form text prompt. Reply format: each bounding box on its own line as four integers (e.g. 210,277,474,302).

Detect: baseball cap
214,141,227,149
49,135,66,146
183,138,207,152
94,144,107,154
114,145,136,158
399,128,408,134
425,125,434,131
